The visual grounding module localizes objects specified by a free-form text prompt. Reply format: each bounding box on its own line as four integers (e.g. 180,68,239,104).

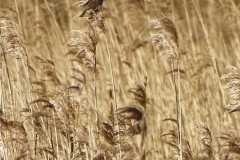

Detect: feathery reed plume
217,125,240,160
161,119,192,160
67,4,106,158
98,104,118,159
14,148,29,160
195,123,213,159
218,66,240,159
0,6,35,159
221,66,240,113
98,85,147,159
0,16,25,59
128,85,148,109
0,11,26,105
115,84,148,159
146,14,183,159
145,15,178,58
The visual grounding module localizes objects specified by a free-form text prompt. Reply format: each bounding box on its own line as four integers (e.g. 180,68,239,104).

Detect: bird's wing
83,0,91,7
94,0,104,11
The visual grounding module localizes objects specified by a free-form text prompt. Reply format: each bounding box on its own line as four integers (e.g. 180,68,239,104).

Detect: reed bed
0,0,240,159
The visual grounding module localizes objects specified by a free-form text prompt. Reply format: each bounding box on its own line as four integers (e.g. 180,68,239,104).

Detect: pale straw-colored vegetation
0,0,240,159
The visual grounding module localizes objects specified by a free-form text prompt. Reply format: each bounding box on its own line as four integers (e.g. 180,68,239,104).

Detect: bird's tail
80,9,87,17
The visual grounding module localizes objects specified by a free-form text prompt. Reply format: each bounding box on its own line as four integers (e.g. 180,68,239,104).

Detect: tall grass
0,0,240,159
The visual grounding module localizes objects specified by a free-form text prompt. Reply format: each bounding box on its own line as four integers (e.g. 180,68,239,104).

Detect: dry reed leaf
128,85,147,108
29,98,51,105
165,69,186,75
118,106,143,121
162,118,178,125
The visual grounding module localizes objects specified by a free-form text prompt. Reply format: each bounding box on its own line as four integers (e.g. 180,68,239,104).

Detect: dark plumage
80,0,104,17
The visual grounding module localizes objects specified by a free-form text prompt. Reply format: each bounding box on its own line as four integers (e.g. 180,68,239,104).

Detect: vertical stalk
52,111,59,160
171,58,182,160
105,36,122,159
171,1,182,159
94,54,99,131
0,29,13,105
0,49,3,110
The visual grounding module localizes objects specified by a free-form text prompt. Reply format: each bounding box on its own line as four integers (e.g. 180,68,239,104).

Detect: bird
80,0,104,17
